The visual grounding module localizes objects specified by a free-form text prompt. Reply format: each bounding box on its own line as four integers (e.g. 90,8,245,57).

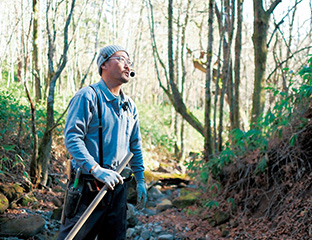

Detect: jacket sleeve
128,102,145,181
64,91,98,173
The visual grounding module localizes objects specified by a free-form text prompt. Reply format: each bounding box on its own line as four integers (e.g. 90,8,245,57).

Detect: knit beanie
97,45,129,76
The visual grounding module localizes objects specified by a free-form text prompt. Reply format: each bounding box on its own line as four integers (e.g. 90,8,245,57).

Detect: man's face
104,51,132,84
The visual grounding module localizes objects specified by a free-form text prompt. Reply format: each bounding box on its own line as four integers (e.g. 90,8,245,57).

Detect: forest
0,0,312,239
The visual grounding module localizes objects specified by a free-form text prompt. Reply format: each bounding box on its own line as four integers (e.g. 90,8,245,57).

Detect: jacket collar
98,79,125,102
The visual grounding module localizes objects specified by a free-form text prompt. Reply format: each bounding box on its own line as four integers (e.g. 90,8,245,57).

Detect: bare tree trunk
204,0,214,161
179,0,191,160
79,0,105,89
251,0,282,125
213,39,223,153
33,0,41,102
168,0,175,104
283,0,298,94
217,0,235,151
36,0,76,186
17,0,24,83
173,3,181,160
147,0,204,137
27,81,39,185
233,0,243,129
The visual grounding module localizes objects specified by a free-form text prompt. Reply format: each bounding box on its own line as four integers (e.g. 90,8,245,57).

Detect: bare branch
267,0,282,15
266,46,312,81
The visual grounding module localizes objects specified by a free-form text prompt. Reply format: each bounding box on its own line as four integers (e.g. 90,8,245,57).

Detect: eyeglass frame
109,56,133,67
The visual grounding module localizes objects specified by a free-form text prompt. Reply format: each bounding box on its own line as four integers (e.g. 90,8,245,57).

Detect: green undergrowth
187,56,312,184
0,83,66,177
137,102,204,171
0,81,204,180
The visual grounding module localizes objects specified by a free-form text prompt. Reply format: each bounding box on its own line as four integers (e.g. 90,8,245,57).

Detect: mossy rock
144,170,159,183
144,170,188,183
0,214,45,238
172,191,201,208
180,188,191,196
156,198,173,213
0,183,24,202
214,211,230,226
207,211,230,227
21,194,38,207
0,193,9,214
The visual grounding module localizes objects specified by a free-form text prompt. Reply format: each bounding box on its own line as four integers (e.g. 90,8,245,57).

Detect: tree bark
33,0,41,102
36,0,76,185
204,0,214,161
251,0,282,125
233,0,243,129
147,0,204,137
216,0,235,151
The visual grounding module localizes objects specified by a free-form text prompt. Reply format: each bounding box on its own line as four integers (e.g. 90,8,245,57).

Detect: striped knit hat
97,45,129,76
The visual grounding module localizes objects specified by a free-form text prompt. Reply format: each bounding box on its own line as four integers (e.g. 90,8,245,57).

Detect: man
58,45,147,240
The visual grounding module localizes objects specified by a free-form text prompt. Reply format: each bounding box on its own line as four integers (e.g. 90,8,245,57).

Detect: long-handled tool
64,152,134,240
61,160,73,225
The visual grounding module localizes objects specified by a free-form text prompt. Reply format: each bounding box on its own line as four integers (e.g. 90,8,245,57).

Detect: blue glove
136,179,147,209
91,165,124,190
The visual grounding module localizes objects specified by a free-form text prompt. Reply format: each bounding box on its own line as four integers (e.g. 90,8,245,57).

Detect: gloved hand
91,165,124,190
136,179,147,210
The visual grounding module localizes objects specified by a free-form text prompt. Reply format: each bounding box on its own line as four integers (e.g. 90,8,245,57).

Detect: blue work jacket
64,79,144,181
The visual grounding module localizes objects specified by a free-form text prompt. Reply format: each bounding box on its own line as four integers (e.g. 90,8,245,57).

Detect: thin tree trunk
37,0,76,185
204,0,214,161
251,0,282,125
79,0,105,89
173,3,181,160
179,0,191,161
26,81,39,185
213,30,224,153
283,0,298,93
147,0,204,136
233,0,243,130
168,0,174,94
218,0,235,151
33,0,41,102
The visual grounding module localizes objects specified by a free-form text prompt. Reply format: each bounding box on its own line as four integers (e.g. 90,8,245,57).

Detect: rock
142,208,156,216
140,229,151,240
127,203,138,227
21,193,38,207
164,189,173,198
0,193,9,213
51,207,63,220
206,210,230,227
126,227,136,238
156,198,173,213
148,186,166,201
51,196,63,207
172,191,201,208
158,234,174,240
0,183,24,202
153,225,162,233
126,179,138,204
0,214,45,238
214,211,230,226
146,200,156,208
222,229,230,237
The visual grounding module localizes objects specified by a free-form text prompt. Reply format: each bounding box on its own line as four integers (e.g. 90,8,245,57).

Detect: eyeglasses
109,56,133,67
